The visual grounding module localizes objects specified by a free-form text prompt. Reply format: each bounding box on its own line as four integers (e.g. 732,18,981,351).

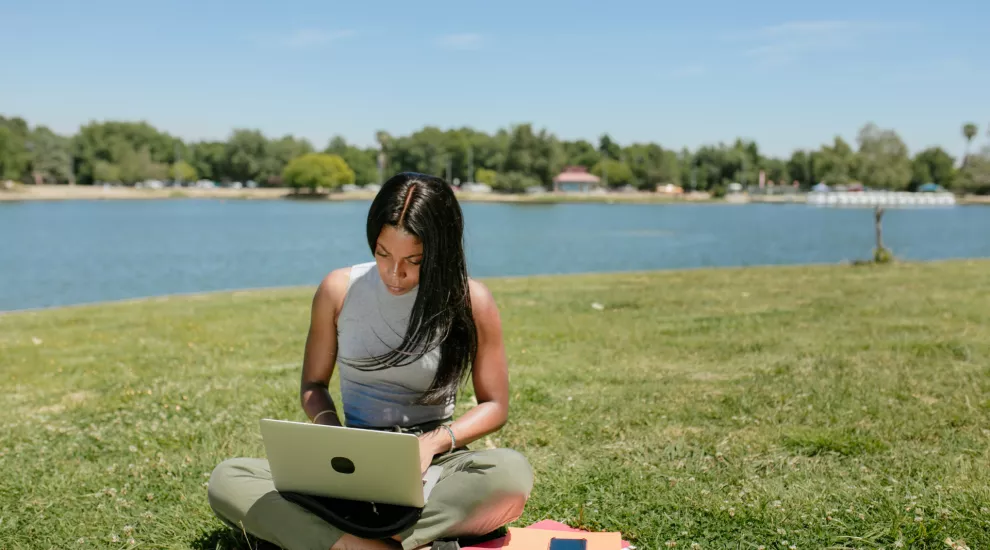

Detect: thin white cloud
729,20,915,41
726,20,917,69
436,33,484,51
742,44,801,68
256,29,357,50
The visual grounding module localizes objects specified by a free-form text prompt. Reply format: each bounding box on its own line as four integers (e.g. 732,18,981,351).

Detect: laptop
259,418,441,508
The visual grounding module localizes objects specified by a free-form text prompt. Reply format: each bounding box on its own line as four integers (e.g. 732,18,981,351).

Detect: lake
2,199,988,311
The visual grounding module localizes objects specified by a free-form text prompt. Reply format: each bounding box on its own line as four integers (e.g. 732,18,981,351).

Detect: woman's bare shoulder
314,267,352,318
468,278,499,318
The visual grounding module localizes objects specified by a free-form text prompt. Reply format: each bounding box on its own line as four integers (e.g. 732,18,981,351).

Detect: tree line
2,114,989,195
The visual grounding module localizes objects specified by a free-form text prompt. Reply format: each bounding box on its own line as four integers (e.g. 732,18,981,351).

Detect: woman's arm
299,268,350,426
421,279,510,454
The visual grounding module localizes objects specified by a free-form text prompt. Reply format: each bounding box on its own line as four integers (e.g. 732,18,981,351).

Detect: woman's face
374,225,423,296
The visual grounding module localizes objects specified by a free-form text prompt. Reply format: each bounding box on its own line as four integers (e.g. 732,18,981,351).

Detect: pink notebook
462,520,632,549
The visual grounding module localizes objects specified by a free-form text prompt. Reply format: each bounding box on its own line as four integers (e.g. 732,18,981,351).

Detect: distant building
553,166,601,193
460,182,493,193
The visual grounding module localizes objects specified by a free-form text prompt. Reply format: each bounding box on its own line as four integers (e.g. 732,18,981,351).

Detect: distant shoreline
0,184,718,204
2,184,988,205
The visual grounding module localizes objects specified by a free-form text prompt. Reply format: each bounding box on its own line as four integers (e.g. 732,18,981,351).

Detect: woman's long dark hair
352,172,477,406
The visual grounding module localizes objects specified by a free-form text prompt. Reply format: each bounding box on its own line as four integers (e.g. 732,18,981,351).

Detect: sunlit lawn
1,260,989,549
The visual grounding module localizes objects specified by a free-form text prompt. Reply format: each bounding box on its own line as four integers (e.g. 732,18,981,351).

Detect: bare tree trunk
875,206,884,252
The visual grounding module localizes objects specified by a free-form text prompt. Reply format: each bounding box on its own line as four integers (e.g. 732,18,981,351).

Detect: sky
2,0,989,159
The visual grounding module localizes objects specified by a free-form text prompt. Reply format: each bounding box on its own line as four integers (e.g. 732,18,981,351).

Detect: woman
208,173,534,550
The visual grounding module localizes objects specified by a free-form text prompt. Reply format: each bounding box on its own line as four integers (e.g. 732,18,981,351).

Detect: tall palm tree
962,123,978,166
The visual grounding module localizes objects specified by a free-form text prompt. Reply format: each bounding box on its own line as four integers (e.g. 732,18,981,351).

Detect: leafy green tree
0,116,34,182
466,129,507,178
224,129,270,182
563,140,600,170
264,135,313,185
282,153,354,192
0,125,29,180
324,136,376,185
117,146,169,184
762,158,791,185
381,126,504,184
656,150,681,186
623,143,680,189
911,161,932,189
170,161,198,182
0,116,30,137
856,123,911,190
962,123,978,164
910,147,955,190
72,121,180,184
28,126,73,184
430,128,477,183
445,130,473,183
730,139,762,186
957,146,990,195
503,125,535,176
388,126,449,176
5,111,982,197
676,148,694,188
689,144,743,190
475,168,497,186
493,171,540,193
598,134,621,160
92,161,121,183
814,137,858,186
500,124,564,187
592,159,634,188
533,129,565,188
787,150,811,187
190,141,226,182
375,131,392,183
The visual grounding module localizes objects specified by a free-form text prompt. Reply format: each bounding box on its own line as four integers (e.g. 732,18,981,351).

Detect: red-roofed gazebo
553,166,601,193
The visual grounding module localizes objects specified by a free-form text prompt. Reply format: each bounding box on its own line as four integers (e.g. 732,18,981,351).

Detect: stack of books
463,520,632,550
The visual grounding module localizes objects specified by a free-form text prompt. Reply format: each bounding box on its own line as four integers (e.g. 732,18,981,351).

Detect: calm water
2,199,989,311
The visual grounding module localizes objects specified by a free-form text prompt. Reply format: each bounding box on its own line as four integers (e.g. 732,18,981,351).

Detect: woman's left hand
417,437,434,474
417,429,451,474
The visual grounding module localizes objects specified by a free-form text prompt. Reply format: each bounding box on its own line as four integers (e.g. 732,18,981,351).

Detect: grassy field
2,261,989,549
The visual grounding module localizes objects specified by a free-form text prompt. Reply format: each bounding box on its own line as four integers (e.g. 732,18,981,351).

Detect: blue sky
2,0,988,159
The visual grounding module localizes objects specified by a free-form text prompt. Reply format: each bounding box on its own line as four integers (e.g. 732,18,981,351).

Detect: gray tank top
335,261,454,428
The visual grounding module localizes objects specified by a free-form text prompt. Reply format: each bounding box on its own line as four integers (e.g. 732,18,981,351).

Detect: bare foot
331,533,401,550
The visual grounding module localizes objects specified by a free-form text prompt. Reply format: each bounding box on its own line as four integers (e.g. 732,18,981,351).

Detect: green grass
2,261,990,549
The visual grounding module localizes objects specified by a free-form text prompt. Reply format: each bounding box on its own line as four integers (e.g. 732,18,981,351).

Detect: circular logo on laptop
330,456,356,474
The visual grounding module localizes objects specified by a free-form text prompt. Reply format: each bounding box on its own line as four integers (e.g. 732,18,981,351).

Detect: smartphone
548,538,588,550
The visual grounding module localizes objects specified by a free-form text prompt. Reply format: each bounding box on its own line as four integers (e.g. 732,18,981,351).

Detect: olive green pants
207,446,533,550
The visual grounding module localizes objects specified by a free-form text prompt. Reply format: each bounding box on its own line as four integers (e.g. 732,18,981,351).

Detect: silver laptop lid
259,419,426,508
